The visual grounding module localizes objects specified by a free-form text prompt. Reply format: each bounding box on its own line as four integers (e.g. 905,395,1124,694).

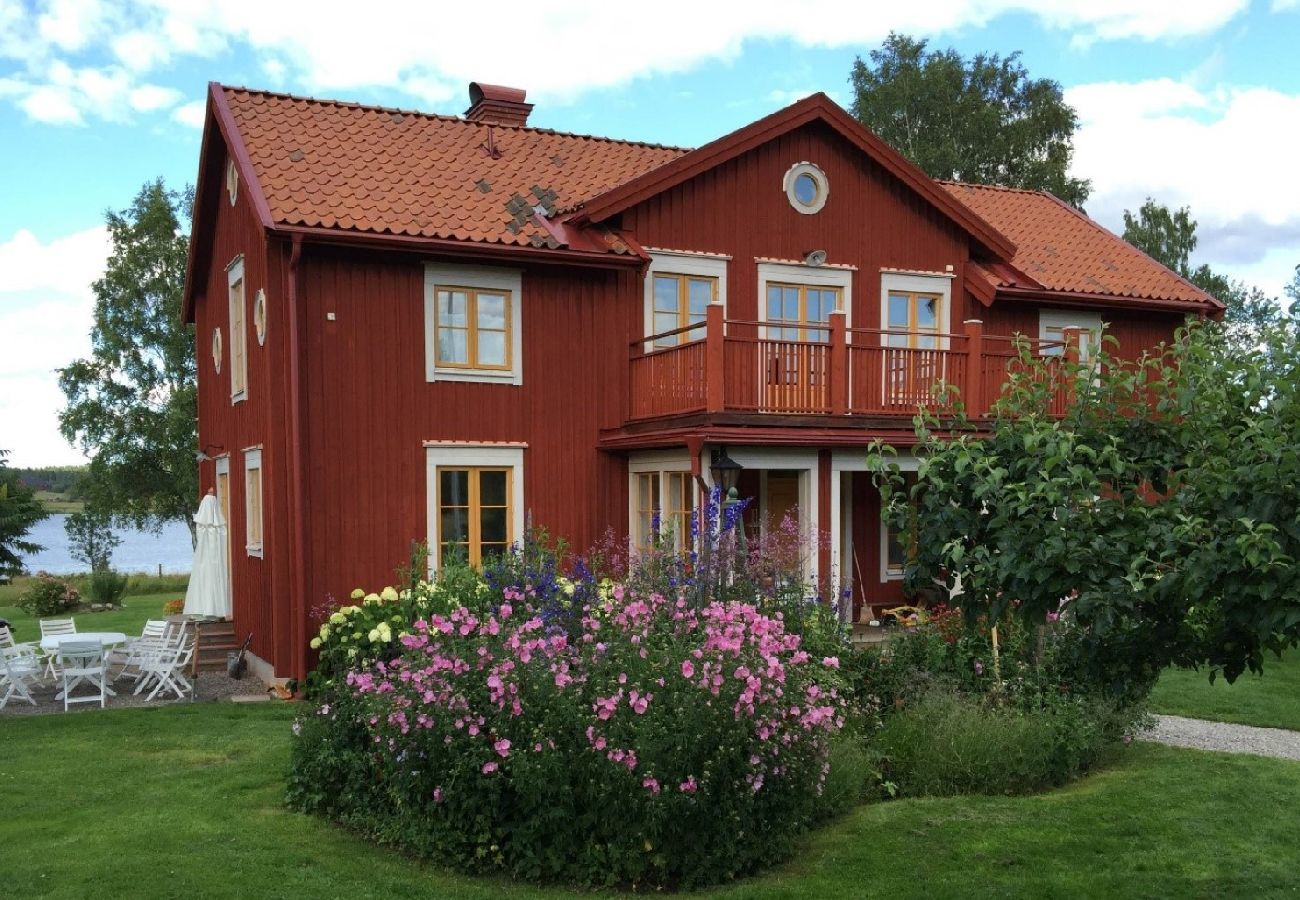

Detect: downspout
286,234,308,686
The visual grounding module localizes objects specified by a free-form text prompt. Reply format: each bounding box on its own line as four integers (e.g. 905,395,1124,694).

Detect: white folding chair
1,646,42,708
39,618,77,680
108,619,168,681
58,640,107,711
1,623,38,653
137,629,195,701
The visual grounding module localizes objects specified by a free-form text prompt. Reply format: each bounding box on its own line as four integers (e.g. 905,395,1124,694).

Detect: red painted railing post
964,318,985,417
706,301,725,413
829,310,847,415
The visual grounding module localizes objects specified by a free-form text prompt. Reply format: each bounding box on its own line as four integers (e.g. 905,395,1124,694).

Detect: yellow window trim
434,285,513,371
886,290,942,348
765,282,842,342
436,466,514,567
651,273,717,346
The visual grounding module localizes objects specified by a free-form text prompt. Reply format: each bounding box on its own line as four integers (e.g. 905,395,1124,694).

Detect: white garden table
39,632,127,698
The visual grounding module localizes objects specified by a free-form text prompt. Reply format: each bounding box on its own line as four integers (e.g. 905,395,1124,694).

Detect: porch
628,302,1075,423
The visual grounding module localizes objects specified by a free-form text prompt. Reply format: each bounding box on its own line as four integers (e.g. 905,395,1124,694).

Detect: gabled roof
217,85,688,248
941,182,1223,312
567,92,1017,262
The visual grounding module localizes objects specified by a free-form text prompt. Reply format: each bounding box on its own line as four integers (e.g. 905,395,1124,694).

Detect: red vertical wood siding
193,140,296,676
295,248,639,650
619,121,974,330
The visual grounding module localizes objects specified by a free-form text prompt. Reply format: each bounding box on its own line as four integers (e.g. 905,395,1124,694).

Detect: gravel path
0,668,270,717
1143,714,1300,761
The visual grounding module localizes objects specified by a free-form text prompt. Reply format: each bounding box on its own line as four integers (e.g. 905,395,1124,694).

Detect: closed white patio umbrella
183,491,230,619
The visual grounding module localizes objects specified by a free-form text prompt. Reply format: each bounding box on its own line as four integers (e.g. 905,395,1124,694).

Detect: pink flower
494,738,512,758
821,656,840,669
681,660,695,679
679,776,698,794
1046,611,1060,623
642,776,661,795
432,787,444,803
481,761,498,774
974,660,984,675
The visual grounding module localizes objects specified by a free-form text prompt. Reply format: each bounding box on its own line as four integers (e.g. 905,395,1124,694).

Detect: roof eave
997,285,1224,317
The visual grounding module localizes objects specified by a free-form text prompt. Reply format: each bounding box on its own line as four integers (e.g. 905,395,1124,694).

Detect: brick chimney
464,82,533,127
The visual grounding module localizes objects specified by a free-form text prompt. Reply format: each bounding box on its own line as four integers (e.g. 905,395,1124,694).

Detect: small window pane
782,287,799,321
917,297,937,330
654,276,680,312
479,470,507,506
766,285,783,320
653,311,679,335
687,278,712,315
888,293,910,328
480,507,508,544
440,469,469,505
476,293,506,329
439,291,468,326
794,173,818,206
438,329,468,363
441,508,469,543
477,331,506,366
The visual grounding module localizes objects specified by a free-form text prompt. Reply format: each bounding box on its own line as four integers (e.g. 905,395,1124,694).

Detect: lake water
22,513,193,575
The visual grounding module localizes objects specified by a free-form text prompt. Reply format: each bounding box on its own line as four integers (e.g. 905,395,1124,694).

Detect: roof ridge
939,179,1049,197
218,83,694,153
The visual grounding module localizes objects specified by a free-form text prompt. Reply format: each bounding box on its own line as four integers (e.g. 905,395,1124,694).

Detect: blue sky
3,0,1299,465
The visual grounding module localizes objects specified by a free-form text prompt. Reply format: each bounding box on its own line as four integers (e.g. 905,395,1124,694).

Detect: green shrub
88,569,129,606
16,573,81,617
288,584,857,889
875,688,1131,797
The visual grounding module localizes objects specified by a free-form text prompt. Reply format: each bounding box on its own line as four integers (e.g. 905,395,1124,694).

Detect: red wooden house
183,82,1221,682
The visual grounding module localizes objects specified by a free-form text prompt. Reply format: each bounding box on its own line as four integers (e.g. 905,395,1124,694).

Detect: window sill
428,368,520,385
246,545,264,559
231,391,247,405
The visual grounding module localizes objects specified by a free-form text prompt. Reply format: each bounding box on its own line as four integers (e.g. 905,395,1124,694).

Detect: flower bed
288,582,860,888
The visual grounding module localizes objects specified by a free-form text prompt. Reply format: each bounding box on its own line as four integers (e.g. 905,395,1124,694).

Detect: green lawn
0,592,175,644
1150,650,1300,732
3,704,1298,899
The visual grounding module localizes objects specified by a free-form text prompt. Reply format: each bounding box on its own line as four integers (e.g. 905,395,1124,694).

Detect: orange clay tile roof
940,181,1219,308
221,86,688,247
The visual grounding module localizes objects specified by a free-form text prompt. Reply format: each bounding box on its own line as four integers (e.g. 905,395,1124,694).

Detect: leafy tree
849,33,1090,208
870,319,1300,686
64,509,121,573
1121,197,1288,331
0,449,48,577
58,179,197,541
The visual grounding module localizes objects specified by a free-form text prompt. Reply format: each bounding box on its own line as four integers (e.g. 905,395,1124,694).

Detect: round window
226,159,239,206
211,327,223,372
253,289,267,345
783,162,828,214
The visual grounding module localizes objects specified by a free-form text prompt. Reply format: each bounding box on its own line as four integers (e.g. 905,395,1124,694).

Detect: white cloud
128,82,180,111
171,98,205,128
19,82,83,123
0,225,107,467
0,1,1256,125
1069,79,1300,296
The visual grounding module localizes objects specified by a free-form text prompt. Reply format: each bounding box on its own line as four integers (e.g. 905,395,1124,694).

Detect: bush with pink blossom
286,582,863,888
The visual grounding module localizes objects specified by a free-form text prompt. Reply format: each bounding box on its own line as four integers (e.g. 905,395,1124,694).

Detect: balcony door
884,290,943,406
764,283,840,412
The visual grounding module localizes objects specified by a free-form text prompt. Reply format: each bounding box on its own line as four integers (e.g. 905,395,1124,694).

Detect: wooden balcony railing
627,303,1077,422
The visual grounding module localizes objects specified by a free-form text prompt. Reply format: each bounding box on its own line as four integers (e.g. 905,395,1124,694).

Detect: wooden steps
193,620,242,675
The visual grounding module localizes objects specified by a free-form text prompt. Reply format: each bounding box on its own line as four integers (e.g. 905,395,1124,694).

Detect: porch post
817,449,832,599
963,318,985,417
829,310,848,415
706,301,725,413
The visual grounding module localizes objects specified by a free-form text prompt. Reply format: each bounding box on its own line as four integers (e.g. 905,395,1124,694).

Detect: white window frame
243,446,263,558
643,250,729,351
1039,309,1104,361
879,270,953,349
425,443,526,574
227,256,248,403
627,451,696,553
756,261,853,341
424,263,523,385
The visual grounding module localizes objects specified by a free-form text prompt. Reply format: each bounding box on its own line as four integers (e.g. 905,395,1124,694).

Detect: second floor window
228,257,248,401
435,287,512,370
766,283,841,342
652,273,715,347
885,290,941,349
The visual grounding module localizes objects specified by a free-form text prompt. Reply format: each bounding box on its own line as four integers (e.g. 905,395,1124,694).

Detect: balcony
628,303,1075,423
